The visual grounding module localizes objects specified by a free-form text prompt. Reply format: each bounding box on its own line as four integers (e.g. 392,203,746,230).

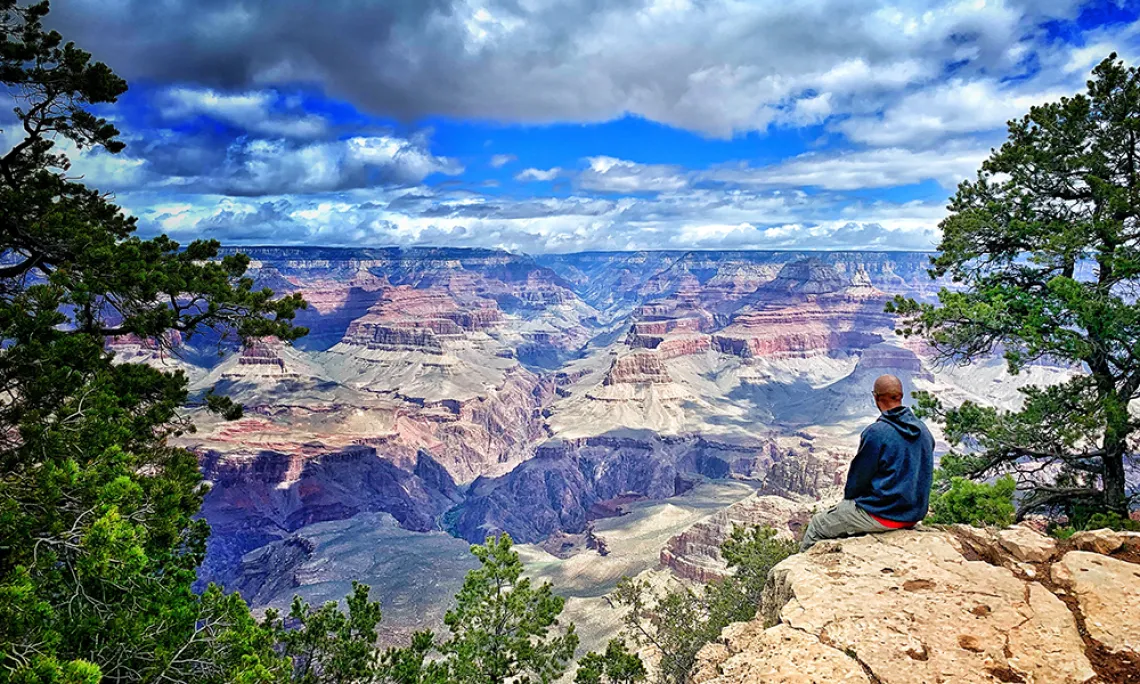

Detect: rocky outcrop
1052,548,1140,661
449,435,686,544
604,351,673,385
759,257,851,296
338,286,503,353
694,526,1140,684
660,494,813,582
759,449,847,498
231,536,316,605
853,341,933,379
238,337,290,372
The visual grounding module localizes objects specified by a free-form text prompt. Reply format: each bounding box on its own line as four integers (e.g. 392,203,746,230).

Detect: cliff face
197,447,462,589
448,433,781,543
694,526,1140,684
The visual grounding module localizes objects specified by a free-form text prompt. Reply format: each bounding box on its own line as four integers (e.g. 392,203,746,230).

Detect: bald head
872,375,904,411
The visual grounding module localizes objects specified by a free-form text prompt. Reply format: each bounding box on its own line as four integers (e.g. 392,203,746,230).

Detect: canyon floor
120,246,1112,648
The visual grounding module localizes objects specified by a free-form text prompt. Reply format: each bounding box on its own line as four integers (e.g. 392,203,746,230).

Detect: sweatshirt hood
878,406,923,440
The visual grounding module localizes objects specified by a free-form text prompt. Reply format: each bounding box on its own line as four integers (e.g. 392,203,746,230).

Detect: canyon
128,246,1080,644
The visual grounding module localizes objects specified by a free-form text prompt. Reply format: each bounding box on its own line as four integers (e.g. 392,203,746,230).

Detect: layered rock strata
449,434,779,543
712,259,892,359
660,494,813,583
603,351,674,385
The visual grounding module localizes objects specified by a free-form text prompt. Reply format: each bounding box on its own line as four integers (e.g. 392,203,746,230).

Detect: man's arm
844,428,880,500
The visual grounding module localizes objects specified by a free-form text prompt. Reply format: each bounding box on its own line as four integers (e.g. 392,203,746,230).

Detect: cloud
48,0,1094,138
705,144,990,190
204,136,463,195
557,146,988,193
159,87,328,138
515,167,562,182
836,79,1071,146
121,179,945,254
489,154,517,168
577,156,689,193
108,129,462,196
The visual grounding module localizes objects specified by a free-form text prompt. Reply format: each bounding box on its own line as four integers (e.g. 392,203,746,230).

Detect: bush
926,474,1016,527
610,525,796,684
1049,510,1140,539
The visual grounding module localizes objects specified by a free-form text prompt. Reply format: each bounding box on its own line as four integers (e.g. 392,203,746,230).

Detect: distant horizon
24,1,1140,253
221,244,939,257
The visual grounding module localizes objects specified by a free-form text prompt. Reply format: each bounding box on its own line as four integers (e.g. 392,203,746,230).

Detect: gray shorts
800,499,893,552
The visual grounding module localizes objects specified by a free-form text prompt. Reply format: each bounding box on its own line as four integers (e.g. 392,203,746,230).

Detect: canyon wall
167,246,1083,617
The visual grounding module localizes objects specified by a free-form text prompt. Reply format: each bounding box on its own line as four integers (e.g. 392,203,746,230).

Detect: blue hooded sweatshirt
845,405,934,523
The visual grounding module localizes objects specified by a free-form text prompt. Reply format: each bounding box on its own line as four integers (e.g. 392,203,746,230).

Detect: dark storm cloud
49,0,1092,137
50,0,451,117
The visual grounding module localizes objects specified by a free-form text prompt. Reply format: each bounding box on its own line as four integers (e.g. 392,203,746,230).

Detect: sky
12,0,1140,253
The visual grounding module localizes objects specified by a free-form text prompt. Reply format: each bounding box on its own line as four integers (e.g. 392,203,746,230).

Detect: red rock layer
390,367,555,481
713,284,891,358
603,350,673,385
340,286,504,353
238,337,288,371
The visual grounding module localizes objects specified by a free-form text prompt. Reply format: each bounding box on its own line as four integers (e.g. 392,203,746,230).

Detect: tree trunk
1102,445,1129,515
1099,384,1131,515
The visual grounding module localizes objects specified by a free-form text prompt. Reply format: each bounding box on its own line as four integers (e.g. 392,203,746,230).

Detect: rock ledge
694,526,1140,684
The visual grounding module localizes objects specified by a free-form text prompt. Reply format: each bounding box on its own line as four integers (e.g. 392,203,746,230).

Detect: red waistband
869,513,917,529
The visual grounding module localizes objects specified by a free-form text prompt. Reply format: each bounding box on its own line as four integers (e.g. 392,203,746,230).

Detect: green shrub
1049,510,1140,539
926,474,1016,527
611,525,796,684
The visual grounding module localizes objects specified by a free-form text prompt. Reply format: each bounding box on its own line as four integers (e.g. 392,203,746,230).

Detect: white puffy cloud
577,157,689,193
122,179,945,254
704,144,991,190
836,79,1072,146
159,87,328,138
489,154,517,168
515,167,562,182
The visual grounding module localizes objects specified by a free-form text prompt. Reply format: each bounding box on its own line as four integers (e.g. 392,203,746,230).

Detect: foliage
888,53,1140,519
438,534,579,684
926,474,1016,527
611,525,795,684
1083,511,1140,531
574,640,646,684
265,582,383,684
374,631,446,684
0,1,306,681
1049,510,1140,539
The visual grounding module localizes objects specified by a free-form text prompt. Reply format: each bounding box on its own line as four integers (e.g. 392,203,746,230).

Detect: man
800,374,934,551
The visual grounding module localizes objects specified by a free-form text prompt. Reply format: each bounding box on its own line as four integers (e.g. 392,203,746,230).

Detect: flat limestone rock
997,524,1057,563
694,623,870,684
1052,550,1140,658
762,529,1096,684
1069,529,1126,555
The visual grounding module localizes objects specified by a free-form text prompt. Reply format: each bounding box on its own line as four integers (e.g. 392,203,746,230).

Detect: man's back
845,405,935,523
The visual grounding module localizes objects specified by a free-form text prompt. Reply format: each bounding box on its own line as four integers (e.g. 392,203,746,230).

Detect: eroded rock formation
711,259,891,359
604,351,674,385
694,526,1140,684
449,433,779,543
660,494,813,583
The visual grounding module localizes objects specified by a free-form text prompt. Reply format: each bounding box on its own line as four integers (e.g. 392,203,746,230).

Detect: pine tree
0,1,305,680
440,535,578,684
891,54,1140,519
